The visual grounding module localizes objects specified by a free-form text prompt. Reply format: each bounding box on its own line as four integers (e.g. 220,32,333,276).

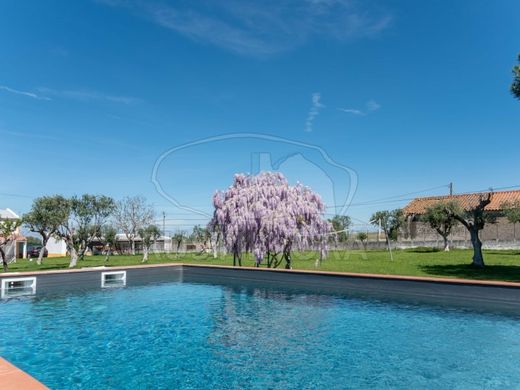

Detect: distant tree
139,225,161,262
101,225,118,262
422,201,461,252
172,231,186,257
0,218,21,272
23,195,69,265
446,193,494,267
502,200,520,241
113,196,154,255
512,53,520,100
52,198,77,267
190,225,211,252
71,195,115,260
356,232,368,250
370,209,404,260
53,195,115,268
328,215,351,243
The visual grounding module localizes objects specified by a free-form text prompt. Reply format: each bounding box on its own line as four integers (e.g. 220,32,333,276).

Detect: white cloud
338,108,364,115
100,0,392,57
0,85,51,101
36,88,141,105
305,92,324,132
338,99,381,116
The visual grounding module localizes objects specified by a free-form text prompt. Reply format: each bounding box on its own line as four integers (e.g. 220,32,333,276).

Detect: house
115,234,173,254
0,208,27,259
401,190,520,247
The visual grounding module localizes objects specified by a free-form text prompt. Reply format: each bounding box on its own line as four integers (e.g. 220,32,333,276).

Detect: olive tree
370,209,404,260
101,225,118,262
139,225,161,262
422,201,461,252
357,232,368,250
23,195,70,265
446,193,494,268
0,218,21,272
172,231,186,257
502,200,520,242
54,194,115,268
190,225,211,253
328,215,351,245
113,196,154,255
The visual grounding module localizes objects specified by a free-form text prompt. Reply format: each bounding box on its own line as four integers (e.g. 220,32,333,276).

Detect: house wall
401,217,520,245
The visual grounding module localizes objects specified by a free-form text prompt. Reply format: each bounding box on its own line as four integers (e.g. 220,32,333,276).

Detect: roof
403,190,520,215
0,208,20,219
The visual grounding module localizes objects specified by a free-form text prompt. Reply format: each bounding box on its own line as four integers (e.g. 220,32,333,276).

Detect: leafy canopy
370,209,404,241
329,215,351,242
512,53,520,100
422,200,461,238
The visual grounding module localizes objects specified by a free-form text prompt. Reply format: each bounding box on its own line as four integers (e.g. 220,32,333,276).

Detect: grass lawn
3,248,520,282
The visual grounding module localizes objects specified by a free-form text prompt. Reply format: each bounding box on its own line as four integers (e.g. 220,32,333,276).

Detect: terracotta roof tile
403,190,520,215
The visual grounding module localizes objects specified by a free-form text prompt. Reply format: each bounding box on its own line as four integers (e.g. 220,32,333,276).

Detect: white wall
46,237,67,257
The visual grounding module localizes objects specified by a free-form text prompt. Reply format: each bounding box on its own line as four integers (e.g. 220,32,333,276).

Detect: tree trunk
384,230,394,260
37,237,48,265
284,252,292,270
104,247,111,262
142,247,149,262
470,228,485,267
131,239,136,256
68,246,78,268
0,247,7,272
443,236,450,252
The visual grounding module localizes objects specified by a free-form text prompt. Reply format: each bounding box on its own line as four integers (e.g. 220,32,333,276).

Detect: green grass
4,249,520,282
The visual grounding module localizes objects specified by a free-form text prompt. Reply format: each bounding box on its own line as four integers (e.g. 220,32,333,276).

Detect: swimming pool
1,267,520,389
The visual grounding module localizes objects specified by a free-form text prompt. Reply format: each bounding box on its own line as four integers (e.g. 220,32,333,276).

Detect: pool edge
0,357,48,390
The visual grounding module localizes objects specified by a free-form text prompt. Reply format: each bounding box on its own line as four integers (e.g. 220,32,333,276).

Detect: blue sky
1,0,519,232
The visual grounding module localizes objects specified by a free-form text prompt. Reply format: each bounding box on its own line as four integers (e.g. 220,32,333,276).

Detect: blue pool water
1,279,520,389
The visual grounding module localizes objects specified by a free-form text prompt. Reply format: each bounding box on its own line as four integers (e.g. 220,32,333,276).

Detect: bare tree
113,196,154,255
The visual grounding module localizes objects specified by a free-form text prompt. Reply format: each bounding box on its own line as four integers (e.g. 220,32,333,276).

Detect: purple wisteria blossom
209,172,330,268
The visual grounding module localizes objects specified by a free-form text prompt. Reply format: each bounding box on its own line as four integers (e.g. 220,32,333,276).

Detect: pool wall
1,263,519,312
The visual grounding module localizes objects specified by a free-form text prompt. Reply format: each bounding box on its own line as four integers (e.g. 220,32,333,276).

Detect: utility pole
162,211,166,237
449,182,453,196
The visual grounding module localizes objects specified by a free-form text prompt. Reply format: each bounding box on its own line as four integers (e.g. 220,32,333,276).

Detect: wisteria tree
209,172,330,269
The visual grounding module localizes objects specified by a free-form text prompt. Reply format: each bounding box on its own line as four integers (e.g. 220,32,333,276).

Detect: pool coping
1,262,519,288
0,358,48,390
